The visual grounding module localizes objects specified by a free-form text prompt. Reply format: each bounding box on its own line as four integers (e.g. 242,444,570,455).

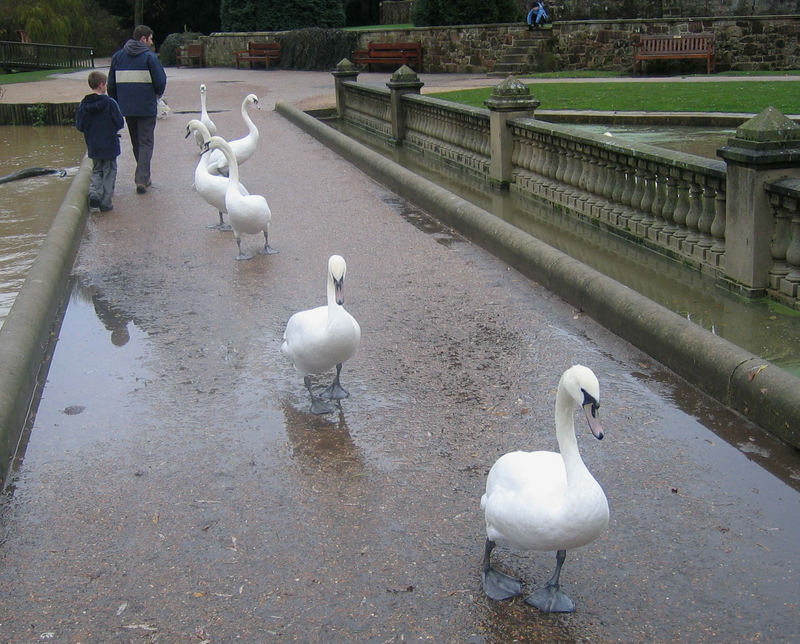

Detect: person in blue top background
75,70,124,213
107,25,167,194
527,2,550,29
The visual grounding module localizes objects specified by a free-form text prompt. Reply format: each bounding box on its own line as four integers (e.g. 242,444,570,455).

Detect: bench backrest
637,34,715,54
367,42,421,55
249,42,280,53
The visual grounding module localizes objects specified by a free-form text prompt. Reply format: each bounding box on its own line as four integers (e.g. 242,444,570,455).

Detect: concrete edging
276,100,800,447
0,155,92,487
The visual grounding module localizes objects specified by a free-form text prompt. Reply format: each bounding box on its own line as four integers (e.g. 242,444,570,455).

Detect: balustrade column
658,170,679,245
485,77,539,190
332,59,360,119
776,191,800,299
718,106,800,295
768,194,792,290
386,65,424,145
709,180,726,266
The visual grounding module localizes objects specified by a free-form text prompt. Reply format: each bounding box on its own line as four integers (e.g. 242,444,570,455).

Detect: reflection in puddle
280,398,365,474
381,195,462,247
12,281,152,466
631,367,800,491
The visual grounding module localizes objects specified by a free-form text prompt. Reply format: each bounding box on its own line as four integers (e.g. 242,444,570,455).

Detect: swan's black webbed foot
305,376,337,414
526,549,574,612
481,538,522,600
483,567,523,600
259,232,278,255
320,364,349,400
207,212,232,231
525,583,574,613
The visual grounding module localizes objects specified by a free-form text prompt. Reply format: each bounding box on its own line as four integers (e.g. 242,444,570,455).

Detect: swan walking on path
481,364,609,613
281,255,361,415
206,93,259,176
197,84,217,148
204,136,276,259
185,120,246,231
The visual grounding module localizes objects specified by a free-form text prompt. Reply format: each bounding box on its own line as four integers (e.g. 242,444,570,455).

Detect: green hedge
412,0,521,27
221,0,345,31
277,28,359,71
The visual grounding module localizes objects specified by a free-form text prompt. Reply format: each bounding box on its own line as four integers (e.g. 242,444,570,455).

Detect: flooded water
569,123,735,159
329,119,800,378
0,125,85,328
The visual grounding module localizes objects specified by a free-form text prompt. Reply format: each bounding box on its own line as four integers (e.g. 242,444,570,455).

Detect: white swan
194,83,217,149
206,93,259,176
281,255,361,415
185,120,248,231
481,364,609,613
205,135,276,260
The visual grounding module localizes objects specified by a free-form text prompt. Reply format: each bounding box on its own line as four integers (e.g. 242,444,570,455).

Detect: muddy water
0,125,85,327
331,120,800,378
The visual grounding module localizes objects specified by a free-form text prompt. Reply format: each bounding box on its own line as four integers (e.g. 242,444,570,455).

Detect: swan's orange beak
583,402,603,440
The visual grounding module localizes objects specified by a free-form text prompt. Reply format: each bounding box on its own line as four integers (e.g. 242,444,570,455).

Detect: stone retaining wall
379,0,800,24
203,15,800,73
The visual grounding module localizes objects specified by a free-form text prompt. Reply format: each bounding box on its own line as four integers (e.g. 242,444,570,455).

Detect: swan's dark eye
581,389,599,417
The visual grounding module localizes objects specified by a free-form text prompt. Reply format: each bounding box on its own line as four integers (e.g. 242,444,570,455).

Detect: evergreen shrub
160,32,203,66
221,0,346,31
412,0,521,27
277,28,359,70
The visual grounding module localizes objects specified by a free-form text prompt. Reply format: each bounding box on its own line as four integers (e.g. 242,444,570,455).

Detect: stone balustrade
766,178,800,301
333,62,800,308
509,118,728,277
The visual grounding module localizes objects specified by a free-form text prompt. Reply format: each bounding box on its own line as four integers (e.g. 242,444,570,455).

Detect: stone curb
276,100,800,448
0,155,92,487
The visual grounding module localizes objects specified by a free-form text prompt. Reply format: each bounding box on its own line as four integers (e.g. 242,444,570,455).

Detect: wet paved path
1,67,799,642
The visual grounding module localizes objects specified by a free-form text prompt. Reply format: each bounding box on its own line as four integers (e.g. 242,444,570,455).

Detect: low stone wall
203,15,800,73
0,156,91,487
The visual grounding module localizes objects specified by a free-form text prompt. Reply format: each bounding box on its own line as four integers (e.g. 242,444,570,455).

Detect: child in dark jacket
75,70,124,212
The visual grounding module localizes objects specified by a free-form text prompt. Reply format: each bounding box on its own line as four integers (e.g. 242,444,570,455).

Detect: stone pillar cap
333,59,359,78
735,106,800,143
387,65,424,90
484,76,540,111
718,106,800,166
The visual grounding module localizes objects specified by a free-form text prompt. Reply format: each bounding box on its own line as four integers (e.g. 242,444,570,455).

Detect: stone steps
491,30,553,75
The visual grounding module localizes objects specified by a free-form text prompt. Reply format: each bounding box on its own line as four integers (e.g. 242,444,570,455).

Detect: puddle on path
25,281,153,459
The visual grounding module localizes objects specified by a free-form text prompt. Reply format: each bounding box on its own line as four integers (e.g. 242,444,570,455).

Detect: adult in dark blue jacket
108,24,167,194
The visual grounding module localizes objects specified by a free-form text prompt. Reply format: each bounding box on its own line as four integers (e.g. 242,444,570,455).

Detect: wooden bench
235,42,281,69
352,42,423,72
633,33,716,74
176,43,203,67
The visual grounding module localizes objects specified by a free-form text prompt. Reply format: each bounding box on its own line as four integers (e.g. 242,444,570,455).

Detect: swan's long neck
201,91,208,115
326,273,339,318
224,145,239,186
242,100,258,137
554,386,588,482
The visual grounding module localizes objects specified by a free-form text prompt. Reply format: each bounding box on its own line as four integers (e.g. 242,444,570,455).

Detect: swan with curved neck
205,135,275,260
194,84,217,149
206,93,259,176
481,364,609,613
185,120,248,231
281,255,361,414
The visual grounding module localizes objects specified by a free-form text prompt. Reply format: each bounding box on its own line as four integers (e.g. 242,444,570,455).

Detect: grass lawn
0,69,81,84
430,78,800,114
